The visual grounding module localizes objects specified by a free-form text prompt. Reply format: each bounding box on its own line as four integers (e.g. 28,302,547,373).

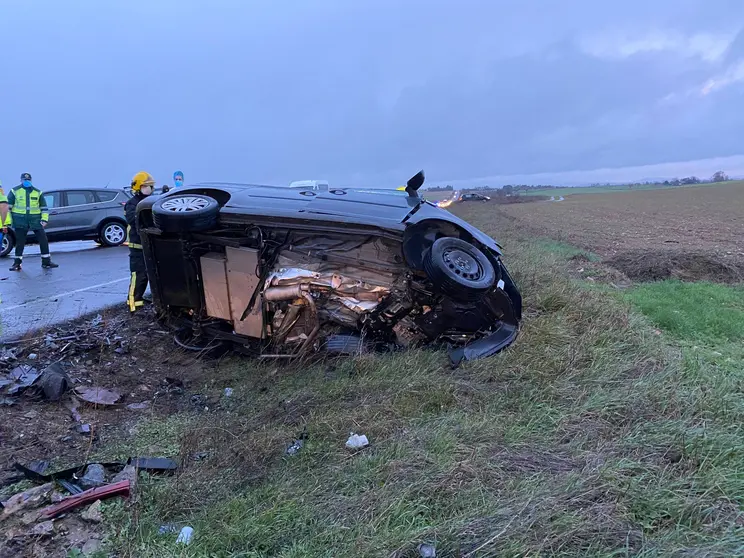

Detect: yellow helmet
131,171,155,192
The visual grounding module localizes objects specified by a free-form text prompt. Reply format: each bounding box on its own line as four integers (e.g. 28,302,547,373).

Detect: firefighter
8,173,58,271
125,171,155,312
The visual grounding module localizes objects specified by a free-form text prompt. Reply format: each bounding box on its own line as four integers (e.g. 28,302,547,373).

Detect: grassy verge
98,204,744,557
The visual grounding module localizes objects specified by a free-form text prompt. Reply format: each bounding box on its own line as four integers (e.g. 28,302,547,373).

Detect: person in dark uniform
125,171,155,312
8,173,58,271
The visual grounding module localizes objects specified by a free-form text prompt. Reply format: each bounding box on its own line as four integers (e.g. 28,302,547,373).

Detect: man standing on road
125,171,155,313
8,173,58,271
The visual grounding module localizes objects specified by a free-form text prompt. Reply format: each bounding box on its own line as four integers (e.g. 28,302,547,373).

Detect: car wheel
423,237,496,301
152,194,219,233
0,233,14,258
99,221,126,246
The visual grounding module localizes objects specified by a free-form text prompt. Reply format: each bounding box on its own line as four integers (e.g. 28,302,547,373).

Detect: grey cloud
0,0,742,189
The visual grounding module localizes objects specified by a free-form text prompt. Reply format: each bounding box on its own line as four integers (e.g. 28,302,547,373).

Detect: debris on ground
158,523,180,535
35,363,71,401
128,456,178,473
345,433,370,450
80,500,103,523
41,480,131,519
176,525,194,545
1,365,40,395
223,387,234,397
74,386,121,406
79,464,106,490
111,464,138,485
286,439,304,456
418,543,437,557
0,482,54,519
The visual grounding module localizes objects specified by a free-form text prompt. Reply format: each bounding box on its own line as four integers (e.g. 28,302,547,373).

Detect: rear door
40,191,63,235
54,190,101,234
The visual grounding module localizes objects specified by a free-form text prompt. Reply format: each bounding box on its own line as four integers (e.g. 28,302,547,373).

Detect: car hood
149,184,503,253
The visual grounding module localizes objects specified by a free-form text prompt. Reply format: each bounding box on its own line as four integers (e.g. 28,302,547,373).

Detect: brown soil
0,307,228,556
494,182,744,283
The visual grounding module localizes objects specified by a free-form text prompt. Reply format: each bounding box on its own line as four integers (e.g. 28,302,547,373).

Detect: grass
95,203,744,557
624,281,744,344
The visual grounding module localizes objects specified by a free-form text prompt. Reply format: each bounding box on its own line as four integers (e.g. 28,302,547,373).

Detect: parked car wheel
0,233,15,258
423,237,496,301
152,194,220,233
98,221,127,247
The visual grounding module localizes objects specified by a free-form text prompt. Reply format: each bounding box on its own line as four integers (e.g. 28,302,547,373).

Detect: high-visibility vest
0,189,10,227
10,186,49,224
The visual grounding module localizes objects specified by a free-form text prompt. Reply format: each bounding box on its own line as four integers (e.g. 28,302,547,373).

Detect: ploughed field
491,181,744,283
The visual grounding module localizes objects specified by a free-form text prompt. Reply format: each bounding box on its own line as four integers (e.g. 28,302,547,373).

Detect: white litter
345,433,370,449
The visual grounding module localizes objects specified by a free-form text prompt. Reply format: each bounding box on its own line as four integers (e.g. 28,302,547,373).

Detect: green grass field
95,203,744,557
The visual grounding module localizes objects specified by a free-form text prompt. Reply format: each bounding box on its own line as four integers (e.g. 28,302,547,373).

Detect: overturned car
137,172,521,366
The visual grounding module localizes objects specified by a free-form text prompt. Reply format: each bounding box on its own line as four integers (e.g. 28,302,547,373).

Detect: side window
64,190,96,207
95,190,117,202
43,192,61,208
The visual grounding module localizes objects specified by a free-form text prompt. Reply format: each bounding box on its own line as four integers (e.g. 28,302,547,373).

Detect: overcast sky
1,0,743,189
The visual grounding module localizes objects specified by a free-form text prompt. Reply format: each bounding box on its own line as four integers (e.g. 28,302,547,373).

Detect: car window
65,190,96,207
43,192,61,208
95,190,118,202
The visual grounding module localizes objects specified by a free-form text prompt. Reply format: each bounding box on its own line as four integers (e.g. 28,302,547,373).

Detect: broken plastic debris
345,433,369,450
286,439,304,456
28,353,38,360
176,526,194,545
223,387,234,397
418,543,437,557
74,386,121,406
36,363,71,401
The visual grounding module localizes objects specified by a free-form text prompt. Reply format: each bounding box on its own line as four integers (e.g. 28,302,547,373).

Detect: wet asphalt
0,241,131,341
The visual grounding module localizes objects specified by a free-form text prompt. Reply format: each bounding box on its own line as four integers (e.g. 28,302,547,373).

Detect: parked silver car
0,186,131,257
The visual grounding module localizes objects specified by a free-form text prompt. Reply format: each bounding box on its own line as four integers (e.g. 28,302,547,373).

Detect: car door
39,191,63,235
53,190,101,235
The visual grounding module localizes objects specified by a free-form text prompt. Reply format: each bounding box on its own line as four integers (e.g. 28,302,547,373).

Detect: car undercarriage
137,174,521,366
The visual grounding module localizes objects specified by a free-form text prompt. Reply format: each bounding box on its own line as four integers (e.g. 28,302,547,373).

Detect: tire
152,194,219,233
99,221,127,247
0,232,14,258
423,237,496,301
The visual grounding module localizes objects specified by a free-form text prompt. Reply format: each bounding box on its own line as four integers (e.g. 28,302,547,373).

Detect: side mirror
405,170,425,197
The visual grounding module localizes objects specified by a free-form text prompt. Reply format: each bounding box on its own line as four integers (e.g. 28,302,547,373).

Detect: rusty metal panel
225,246,264,338
200,252,232,321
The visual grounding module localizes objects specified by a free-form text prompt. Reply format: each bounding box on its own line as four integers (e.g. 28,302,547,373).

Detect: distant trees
711,171,730,183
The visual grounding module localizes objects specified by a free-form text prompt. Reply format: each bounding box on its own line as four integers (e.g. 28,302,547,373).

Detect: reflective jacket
124,193,147,249
0,188,10,227
8,185,49,229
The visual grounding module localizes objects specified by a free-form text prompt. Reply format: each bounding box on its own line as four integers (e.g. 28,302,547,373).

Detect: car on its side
0,186,131,258
459,192,491,202
136,171,522,367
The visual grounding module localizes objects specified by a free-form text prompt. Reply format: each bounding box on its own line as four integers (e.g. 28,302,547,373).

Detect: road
0,241,131,341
